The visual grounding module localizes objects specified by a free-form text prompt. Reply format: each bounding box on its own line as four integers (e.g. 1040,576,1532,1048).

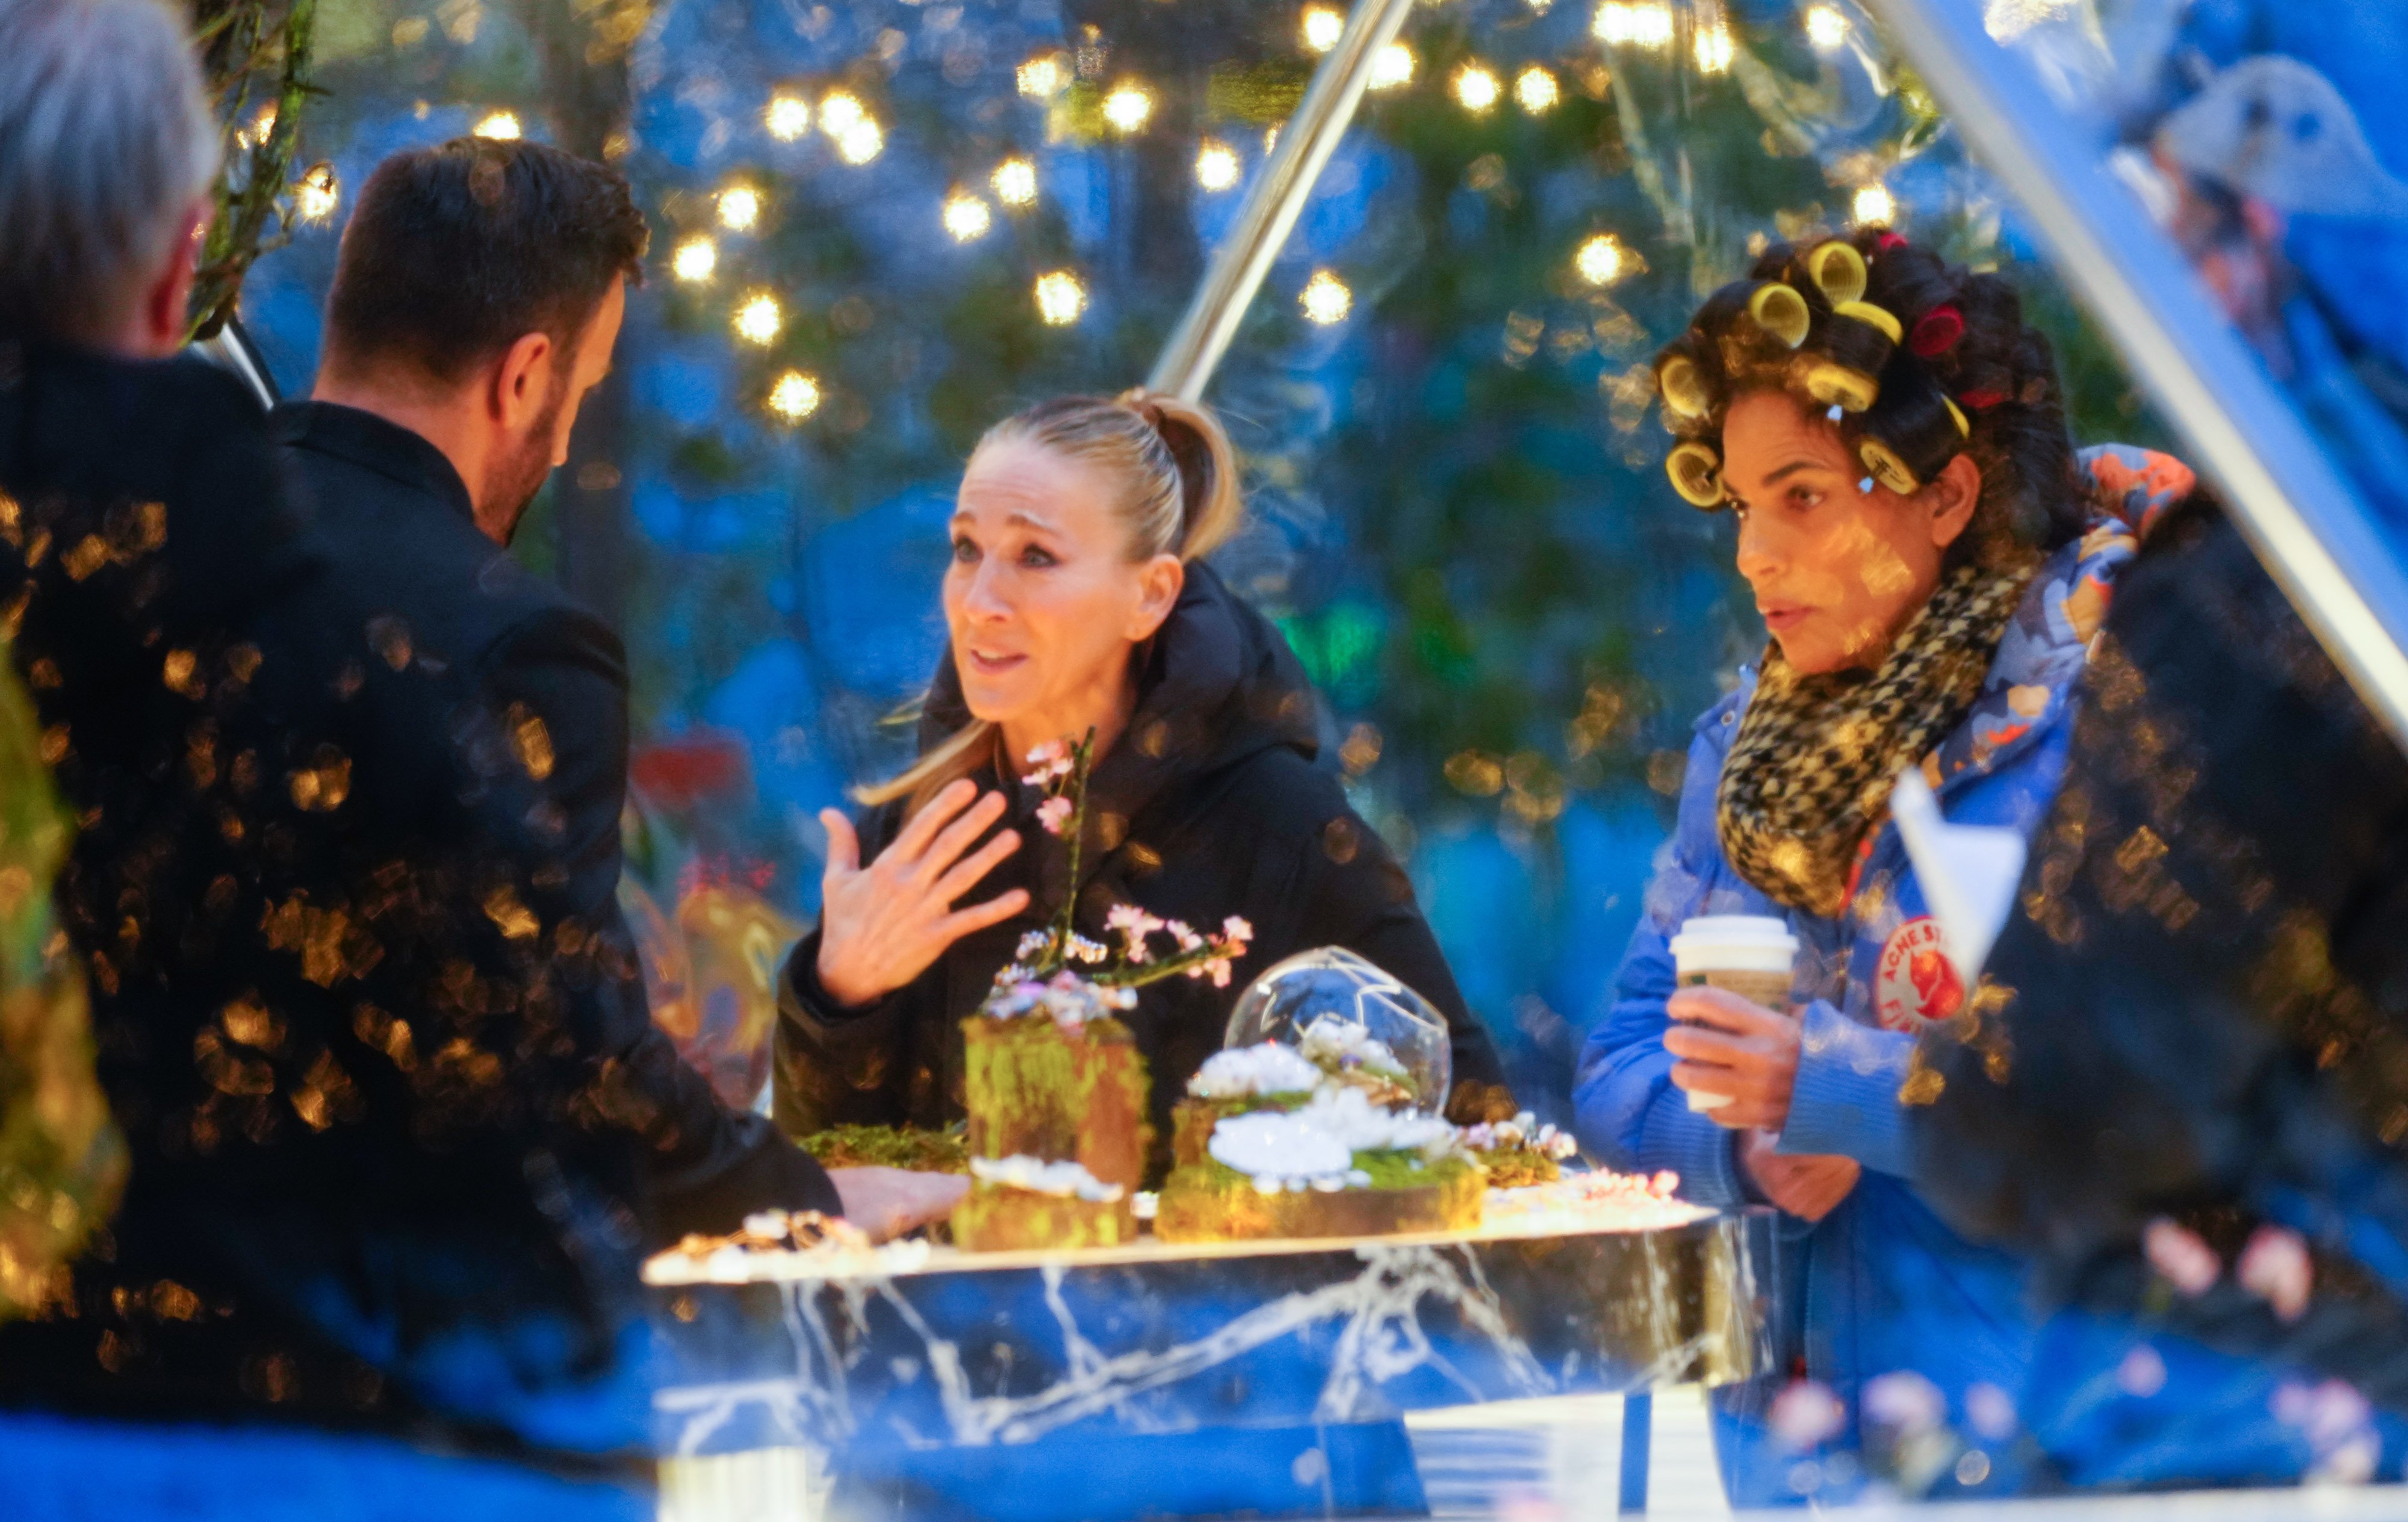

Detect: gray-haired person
0,2,940,1512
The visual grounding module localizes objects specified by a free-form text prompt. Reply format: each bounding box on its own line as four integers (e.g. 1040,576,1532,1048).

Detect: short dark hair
324,136,648,384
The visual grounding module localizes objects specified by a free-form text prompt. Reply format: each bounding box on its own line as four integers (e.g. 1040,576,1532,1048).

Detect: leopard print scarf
1716,560,2035,918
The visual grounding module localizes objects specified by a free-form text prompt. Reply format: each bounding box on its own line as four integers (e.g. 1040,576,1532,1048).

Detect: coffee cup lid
1669,915,1797,957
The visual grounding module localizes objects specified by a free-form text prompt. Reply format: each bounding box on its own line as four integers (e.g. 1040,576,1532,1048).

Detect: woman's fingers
916,790,1010,884
930,829,1022,905
889,777,981,863
1663,1023,1758,1065
1666,986,1787,1036
932,888,1031,945
821,809,861,882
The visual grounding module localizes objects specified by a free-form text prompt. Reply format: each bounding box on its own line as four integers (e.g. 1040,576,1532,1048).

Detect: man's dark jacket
1910,498,2408,1485
774,560,1512,1167
0,352,832,1462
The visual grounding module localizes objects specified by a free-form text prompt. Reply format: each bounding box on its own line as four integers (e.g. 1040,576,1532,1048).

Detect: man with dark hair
0,78,952,1506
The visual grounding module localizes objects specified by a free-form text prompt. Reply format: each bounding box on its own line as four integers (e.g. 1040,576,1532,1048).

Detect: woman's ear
1128,554,1185,641
1925,452,1983,551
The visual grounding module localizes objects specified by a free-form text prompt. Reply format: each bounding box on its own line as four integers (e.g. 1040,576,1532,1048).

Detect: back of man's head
0,0,219,347
323,138,648,391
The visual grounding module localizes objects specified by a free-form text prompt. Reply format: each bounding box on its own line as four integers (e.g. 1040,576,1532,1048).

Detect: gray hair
0,0,220,344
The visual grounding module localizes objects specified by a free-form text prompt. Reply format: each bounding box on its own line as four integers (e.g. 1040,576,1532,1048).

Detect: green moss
797,1125,969,1173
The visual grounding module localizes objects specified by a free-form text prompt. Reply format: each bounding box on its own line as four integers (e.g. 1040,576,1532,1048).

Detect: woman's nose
1734,512,1781,585
960,558,1013,619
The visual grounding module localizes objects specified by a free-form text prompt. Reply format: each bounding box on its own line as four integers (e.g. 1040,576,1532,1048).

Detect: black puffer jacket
1910,497,2408,1480
774,562,1509,1167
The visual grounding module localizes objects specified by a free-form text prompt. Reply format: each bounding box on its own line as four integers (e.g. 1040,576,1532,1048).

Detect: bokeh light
1102,83,1153,134
1034,270,1087,326
1592,1,1674,49
1853,182,1897,226
1453,64,1501,114
473,111,521,140
733,291,783,346
1195,139,1241,191
1300,269,1353,325
1300,5,1344,53
1694,22,1736,73
993,157,1038,207
1575,232,1630,285
716,185,761,232
767,370,822,422
1515,65,1560,113
671,235,718,284
1368,42,1415,90
1016,53,1067,98
1804,3,1848,49
293,164,340,224
836,119,884,165
942,193,993,242
765,93,810,141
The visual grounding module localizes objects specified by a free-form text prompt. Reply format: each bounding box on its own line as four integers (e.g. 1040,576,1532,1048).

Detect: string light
836,119,884,164
1300,269,1353,325
1102,83,1153,134
1034,270,1087,326
1367,42,1415,90
733,292,783,346
473,111,522,140
236,104,278,149
1575,232,1630,285
716,185,761,232
1515,65,1561,113
766,93,811,141
993,157,1038,207
1804,4,1848,49
293,164,340,224
1852,183,1897,226
820,92,865,135
672,236,718,284
1300,5,1344,52
1195,139,1241,191
1017,52,1067,98
1453,63,1501,113
1693,21,1736,73
942,192,993,242
1592,2,1674,49
768,370,822,422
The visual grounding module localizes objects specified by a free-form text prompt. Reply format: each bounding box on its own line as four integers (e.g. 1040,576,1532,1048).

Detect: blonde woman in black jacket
775,393,1510,1171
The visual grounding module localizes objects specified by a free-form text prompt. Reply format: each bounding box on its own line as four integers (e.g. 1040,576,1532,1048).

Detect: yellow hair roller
1658,355,1713,420
1833,300,1902,344
1858,438,1920,495
1666,441,1729,508
1944,397,1970,437
1804,362,1878,414
1747,282,1811,349
1805,241,1868,306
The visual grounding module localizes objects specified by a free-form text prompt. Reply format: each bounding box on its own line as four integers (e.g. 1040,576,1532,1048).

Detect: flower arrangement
990,731,1253,1011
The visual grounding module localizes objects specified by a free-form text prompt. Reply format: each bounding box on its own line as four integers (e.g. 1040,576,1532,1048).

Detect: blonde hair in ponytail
854,391,1246,813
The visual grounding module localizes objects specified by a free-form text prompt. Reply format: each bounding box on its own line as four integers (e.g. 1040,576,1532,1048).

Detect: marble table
647,1207,1780,1519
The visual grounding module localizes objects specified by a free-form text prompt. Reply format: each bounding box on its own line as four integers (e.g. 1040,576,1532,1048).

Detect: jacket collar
268,400,477,529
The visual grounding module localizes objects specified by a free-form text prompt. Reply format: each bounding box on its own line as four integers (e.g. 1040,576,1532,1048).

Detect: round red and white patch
1873,916,1964,1031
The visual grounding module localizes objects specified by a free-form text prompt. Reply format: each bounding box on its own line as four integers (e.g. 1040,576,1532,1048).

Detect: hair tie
1804,241,1868,306
1747,282,1811,349
1875,232,1910,253
1908,305,1965,358
1666,441,1728,509
1943,397,1970,437
1958,387,2008,411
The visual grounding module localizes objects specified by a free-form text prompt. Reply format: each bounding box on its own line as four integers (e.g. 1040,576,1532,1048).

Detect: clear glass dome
1222,947,1452,1116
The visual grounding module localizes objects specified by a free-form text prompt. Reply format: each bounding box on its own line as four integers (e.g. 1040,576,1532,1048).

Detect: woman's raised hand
815,780,1030,1007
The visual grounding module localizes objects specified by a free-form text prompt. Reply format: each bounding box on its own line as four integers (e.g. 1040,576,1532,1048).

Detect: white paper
1888,766,2028,986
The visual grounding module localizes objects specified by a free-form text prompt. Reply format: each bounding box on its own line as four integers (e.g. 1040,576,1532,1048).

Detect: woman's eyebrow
1760,459,1826,485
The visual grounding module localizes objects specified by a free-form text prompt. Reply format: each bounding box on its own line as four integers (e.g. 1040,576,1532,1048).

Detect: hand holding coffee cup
1665,916,1802,1129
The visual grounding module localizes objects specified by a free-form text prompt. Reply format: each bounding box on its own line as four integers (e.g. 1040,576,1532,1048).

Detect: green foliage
188,0,327,341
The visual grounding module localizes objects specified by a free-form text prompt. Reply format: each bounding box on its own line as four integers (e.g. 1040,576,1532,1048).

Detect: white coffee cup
1668,915,1798,1111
